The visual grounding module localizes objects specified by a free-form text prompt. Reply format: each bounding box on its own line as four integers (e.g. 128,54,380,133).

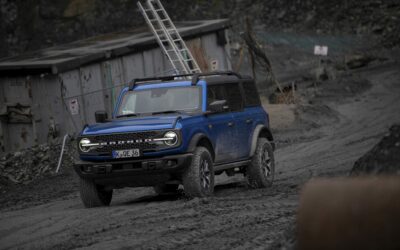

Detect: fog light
166,160,177,167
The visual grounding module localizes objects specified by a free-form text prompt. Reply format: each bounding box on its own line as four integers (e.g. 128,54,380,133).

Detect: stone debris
0,142,76,185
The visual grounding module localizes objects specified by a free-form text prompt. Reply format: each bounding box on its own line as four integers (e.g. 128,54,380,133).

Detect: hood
82,115,185,135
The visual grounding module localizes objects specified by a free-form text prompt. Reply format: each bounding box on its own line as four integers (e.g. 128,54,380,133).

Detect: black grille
80,130,169,154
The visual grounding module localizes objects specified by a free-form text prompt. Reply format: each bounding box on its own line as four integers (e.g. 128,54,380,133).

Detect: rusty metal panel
29,75,66,143
0,78,5,104
101,59,126,115
0,77,34,151
29,76,47,145
0,79,6,153
201,33,230,71
7,124,34,151
143,49,156,77
2,77,31,105
152,48,165,76
0,121,5,153
79,64,106,124
122,52,145,82
59,70,85,134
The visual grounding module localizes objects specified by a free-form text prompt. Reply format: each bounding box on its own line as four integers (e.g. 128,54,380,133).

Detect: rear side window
242,80,261,107
207,85,226,109
225,83,243,112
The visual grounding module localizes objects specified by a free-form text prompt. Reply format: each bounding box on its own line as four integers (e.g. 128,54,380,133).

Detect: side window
225,83,243,112
207,84,226,110
242,80,261,107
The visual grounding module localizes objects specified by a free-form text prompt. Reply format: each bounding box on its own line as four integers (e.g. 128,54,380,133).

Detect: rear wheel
247,138,275,188
153,184,179,195
183,147,214,198
79,177,113,208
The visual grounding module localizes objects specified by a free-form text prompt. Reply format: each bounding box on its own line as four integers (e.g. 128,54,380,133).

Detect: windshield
117,86,201,117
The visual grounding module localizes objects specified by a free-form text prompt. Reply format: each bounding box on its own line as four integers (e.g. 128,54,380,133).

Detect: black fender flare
249,125,275,157
187,133,215,159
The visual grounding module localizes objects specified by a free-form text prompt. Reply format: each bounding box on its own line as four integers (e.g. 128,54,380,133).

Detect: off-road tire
79,177,113,208
183,147,214,198
247,138,275,188
153,184,179,195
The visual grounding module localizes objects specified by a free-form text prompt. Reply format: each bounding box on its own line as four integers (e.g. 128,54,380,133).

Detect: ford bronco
74,71,275,208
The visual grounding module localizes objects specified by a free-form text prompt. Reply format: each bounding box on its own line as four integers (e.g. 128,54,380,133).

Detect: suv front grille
79,130,170,155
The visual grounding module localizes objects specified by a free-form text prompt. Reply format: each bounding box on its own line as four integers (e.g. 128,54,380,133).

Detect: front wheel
79,177,113,208
182,147,214,198
247,138,275,188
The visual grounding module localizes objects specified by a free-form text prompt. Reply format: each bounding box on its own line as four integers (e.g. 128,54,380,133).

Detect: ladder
137,0,202,75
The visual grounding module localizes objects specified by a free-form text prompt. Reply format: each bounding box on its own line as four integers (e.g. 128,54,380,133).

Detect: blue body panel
79,79,269,162
82,115,181,135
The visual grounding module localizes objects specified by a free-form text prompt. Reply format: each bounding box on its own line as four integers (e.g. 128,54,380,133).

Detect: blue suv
74,71,275,207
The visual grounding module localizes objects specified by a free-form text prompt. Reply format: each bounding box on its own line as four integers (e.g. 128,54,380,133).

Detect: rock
345,54,375,69
351,125,400,176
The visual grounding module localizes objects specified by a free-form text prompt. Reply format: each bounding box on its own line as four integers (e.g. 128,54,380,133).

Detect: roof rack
128,71,242,90
190,71,242,85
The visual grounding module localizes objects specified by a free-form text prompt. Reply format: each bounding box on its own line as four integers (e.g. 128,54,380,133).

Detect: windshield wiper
151,110,184,115
116,113,139,118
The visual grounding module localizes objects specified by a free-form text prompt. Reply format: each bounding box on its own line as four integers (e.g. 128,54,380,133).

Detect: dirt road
0,63,399,250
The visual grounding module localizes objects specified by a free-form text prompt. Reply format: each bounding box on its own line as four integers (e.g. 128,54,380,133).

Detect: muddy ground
1,52,400,249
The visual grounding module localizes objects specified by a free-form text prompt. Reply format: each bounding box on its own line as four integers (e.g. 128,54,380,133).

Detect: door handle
246,119,253,124
228,122,234,127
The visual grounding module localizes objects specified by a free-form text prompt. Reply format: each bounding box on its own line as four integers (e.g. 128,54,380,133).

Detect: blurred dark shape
297,177,400,250
351,124,400,176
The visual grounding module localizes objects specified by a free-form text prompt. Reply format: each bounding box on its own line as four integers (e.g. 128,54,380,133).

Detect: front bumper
74,153,192,187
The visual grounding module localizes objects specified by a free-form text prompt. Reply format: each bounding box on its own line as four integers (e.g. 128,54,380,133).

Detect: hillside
1,0,399,58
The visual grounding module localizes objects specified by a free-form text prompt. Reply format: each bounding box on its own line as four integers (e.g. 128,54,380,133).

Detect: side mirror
95,111,108,123
208,100,229,113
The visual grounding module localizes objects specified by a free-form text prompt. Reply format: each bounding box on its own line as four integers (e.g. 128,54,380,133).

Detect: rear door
240,79,263,155
225,82,249,160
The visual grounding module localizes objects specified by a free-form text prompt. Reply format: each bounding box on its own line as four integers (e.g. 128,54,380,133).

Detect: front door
205,84,235,163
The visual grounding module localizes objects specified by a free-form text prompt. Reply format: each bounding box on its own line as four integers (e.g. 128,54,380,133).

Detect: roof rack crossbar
129,73,193,90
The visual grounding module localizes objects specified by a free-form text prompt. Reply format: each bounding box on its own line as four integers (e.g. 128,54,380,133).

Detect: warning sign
69,98,79,115
314,45,328,56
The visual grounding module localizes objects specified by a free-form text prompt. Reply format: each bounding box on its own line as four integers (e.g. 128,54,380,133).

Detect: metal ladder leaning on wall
137,0,202,75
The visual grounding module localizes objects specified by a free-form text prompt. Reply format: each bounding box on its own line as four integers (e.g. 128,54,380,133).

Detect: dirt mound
351,125,400,176
315,72,372,97
295,104,341,130
0,141,78,211
0,141,76,185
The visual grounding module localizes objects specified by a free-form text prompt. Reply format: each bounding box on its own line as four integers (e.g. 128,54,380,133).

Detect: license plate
112,149,140,159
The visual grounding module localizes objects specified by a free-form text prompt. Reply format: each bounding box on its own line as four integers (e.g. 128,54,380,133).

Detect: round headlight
164,131,178,146
79,138,91,152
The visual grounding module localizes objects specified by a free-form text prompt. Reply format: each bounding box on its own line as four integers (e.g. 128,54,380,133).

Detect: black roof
0,19,230,77
129,71,252,90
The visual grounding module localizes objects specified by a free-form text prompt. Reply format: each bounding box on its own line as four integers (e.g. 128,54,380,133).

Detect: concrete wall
0,31,231,152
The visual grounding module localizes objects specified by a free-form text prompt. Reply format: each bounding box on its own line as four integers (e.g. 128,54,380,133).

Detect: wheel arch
249,125,275,157
187,133,215,161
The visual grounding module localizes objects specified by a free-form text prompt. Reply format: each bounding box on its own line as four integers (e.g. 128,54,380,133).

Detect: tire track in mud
60,184,298,250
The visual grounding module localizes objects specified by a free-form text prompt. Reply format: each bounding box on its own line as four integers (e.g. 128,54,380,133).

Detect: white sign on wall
314,45,329,56
69,98,80,115
210,59,219,71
